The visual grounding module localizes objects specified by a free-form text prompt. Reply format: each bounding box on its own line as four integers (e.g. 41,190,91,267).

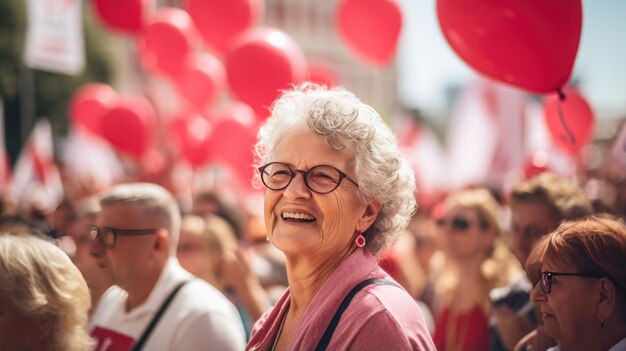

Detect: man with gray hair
89,183,246,350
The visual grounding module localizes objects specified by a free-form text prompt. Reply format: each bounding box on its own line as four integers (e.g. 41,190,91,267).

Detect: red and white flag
10,118,64,213
445,79,527,190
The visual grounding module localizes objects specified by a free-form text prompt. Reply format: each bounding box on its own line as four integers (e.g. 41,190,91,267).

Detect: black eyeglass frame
539,271,604,294
258,162,359,194
90,226,157,249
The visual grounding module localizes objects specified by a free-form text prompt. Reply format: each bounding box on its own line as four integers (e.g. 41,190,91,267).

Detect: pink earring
355,231,366,247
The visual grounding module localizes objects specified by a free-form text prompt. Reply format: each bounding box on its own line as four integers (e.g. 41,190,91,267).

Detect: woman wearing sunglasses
432,188,522,351
525,215,626,351
245,84,436,350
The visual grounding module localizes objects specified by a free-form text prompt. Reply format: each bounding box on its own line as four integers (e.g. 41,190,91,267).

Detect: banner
23,0,85,75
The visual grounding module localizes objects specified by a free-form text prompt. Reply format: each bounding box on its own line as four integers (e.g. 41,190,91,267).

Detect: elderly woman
0,232,93,351
245,84,435,350
526,215,626,351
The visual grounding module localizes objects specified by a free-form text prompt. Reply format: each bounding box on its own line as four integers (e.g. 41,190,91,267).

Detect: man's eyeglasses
539,271,604,294
436,216,471,231
258,162,359,194
90,226,157,249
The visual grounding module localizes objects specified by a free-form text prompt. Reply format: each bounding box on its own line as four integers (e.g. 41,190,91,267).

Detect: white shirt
89,257,246,351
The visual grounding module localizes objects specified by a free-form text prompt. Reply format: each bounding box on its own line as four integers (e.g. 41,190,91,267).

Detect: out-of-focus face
263,128,376,259
177,228,216,281
69,215,114,297
529,257,601,350
90,203,159,288
438,205,494,262
511,201,560,265
0,291,46,350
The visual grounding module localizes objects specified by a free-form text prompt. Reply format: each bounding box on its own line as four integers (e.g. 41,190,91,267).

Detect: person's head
192,189,245,240
528,215,626,351
90,182,181,287
0,233,93,351
254,84,416,258
509,172,592,264
438,188,501,262
67,197,113,307
436,188,521,298
177,214,238,288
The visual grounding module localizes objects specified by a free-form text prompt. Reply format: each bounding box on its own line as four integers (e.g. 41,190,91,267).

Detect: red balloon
69,83,117,136
544,89,594,154
142,8,198,77
336,0,402,67
94,0,146,34
101,95,157,159
169,114,213,167
307,61,341,87
437,0,582,94
175,53,226,111
186,0,263,55
226,27,306,118
207,118,259,188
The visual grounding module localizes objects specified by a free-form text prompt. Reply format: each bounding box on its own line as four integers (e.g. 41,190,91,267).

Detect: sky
397,0,626,121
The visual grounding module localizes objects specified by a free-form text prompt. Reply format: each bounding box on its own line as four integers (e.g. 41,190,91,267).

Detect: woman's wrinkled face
437,205,493,261
263,128,373,259
529,257,600,348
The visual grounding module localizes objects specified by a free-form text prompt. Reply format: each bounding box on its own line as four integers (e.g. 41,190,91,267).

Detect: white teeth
282,212,315,221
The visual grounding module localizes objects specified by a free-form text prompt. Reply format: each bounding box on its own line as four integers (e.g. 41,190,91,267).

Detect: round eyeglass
539,271,604,294
258,162,359,194
90,226,156,249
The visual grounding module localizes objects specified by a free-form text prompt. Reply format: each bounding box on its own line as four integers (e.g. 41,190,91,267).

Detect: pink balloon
169,114,213,167
186,0,263,54
544,89,595,154
336,0,402,67
175,53,226,111
226,27,306,118
307,61,341,87
94,0,146,34
437,0,582,94
100,95,157,159
69,83,117,136
207,118,259,188
142,8,198,77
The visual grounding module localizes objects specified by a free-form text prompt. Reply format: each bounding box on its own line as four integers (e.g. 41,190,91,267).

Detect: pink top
246,248,436,350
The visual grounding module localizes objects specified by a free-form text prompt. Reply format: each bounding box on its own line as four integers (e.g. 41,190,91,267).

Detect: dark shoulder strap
131,279,191,351
315,278,401,351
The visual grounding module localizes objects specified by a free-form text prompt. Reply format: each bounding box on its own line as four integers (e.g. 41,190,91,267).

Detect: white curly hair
254,83,416,254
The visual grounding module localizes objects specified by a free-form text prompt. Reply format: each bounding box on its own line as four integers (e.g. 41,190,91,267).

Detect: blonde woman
432,188,522,351
0,232,93,351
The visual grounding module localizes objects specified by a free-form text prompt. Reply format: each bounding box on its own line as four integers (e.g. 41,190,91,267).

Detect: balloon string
556,88,576,144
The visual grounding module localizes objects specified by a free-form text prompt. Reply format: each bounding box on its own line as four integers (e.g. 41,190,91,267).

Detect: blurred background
0,0,624,216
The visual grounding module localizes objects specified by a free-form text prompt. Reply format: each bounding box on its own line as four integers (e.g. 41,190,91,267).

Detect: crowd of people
1,84,625,351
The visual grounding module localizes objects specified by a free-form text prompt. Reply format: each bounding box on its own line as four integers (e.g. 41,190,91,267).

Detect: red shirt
433,305,490,351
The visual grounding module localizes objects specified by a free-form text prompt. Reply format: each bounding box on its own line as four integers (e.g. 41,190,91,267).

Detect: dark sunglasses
436,216,471,231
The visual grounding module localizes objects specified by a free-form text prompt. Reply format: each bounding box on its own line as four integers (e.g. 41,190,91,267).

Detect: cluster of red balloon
437,0,594,155
89,0,315,189
70,83,156,159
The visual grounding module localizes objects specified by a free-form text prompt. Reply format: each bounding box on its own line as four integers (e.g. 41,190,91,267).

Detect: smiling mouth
282,211,316,223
